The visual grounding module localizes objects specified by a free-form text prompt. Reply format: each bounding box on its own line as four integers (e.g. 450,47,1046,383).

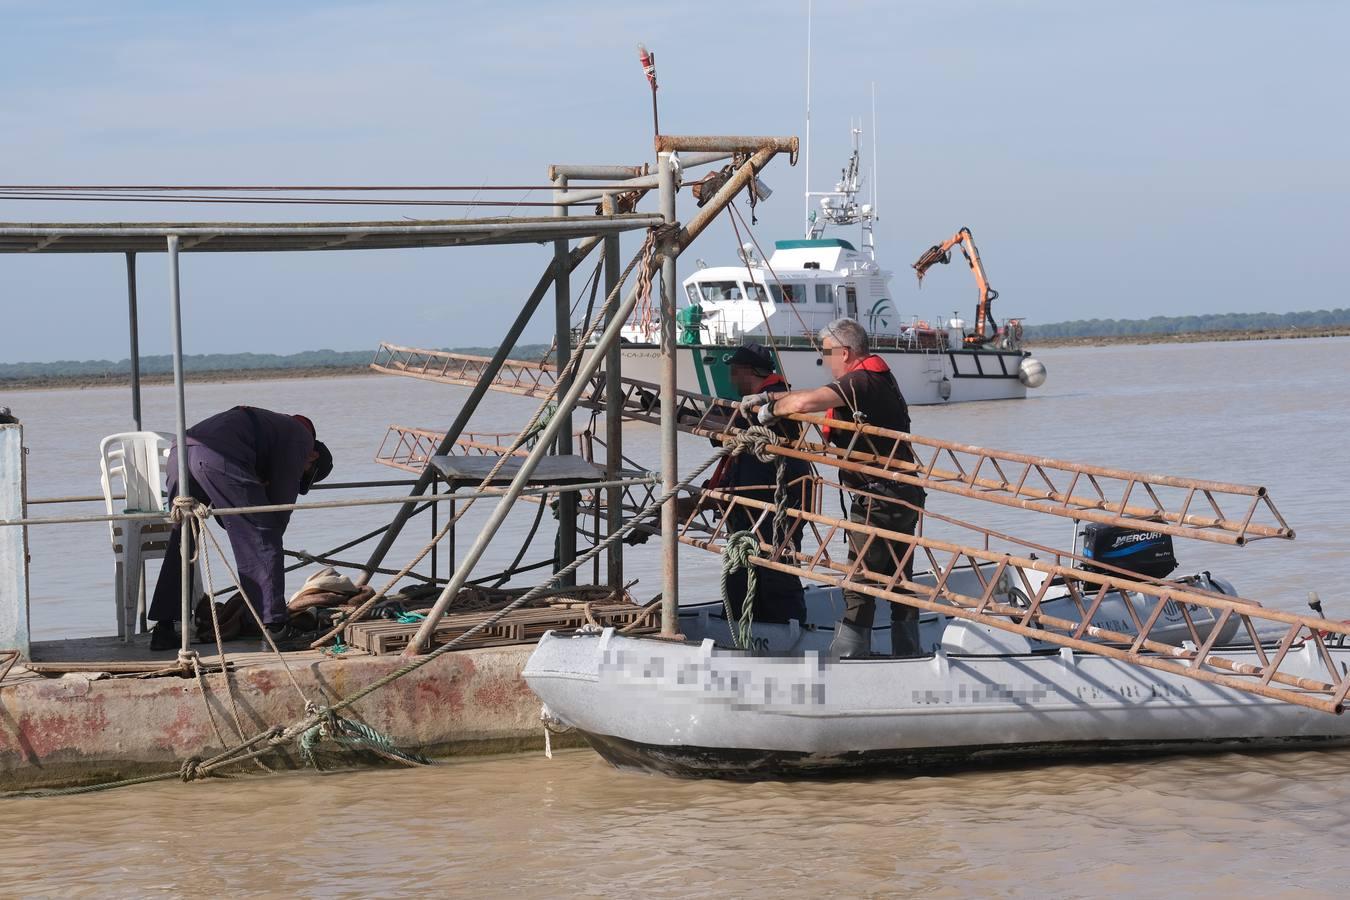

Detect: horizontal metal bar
26,480,413,506
547,164,649,181
0,215,666,240
0,476,658,527
653,135,799,156
551,154,733,205
307,479,420,490
27,494,121,505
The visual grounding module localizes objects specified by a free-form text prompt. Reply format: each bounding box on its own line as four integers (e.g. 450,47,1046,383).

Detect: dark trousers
843,487,925,652
149,447,291,627
723,567,806,625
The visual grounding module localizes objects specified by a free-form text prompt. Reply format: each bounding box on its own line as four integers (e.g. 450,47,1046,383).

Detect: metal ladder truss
371,343,559,398
369,352,1292,546
368,348,1340,712
680,487,1350,715
590,376,1293,547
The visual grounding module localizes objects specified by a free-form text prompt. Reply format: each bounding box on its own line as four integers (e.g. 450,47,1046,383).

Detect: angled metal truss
368,348,1341,713
371,343,559,398
679,486,1349,714
370,351,1293,546
592,377,1293,547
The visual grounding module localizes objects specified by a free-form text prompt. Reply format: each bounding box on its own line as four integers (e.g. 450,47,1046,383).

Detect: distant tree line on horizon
1023,308,1350,339
0,345,554,382
4,307,1349,380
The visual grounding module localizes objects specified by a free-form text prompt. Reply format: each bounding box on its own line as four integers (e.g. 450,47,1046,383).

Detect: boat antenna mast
806,125,876,260
802,0,813,237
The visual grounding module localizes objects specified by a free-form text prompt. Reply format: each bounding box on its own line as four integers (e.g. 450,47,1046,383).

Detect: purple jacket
184,406,314,509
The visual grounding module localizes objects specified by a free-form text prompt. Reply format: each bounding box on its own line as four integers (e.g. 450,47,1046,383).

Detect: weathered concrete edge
0,424,30,658
0,644,575,792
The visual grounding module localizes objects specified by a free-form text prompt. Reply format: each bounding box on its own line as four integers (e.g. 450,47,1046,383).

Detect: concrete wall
0,424,29,657
0,644,567,791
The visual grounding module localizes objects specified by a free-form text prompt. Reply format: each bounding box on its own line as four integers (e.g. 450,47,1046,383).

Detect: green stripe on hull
690,346,712,396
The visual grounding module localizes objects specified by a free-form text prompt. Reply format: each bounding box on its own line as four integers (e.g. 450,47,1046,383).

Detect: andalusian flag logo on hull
867,299,893,330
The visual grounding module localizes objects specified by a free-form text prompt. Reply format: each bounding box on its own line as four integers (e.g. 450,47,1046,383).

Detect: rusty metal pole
658,151,679,636
124,252,143,431
602,195,624,595
553,175,576,586
402,146,788,653
165,235,191,657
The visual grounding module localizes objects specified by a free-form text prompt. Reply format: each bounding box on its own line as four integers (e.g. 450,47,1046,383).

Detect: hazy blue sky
1,0,1344,362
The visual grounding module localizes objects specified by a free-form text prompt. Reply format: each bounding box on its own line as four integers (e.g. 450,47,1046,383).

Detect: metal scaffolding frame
0,207,672,656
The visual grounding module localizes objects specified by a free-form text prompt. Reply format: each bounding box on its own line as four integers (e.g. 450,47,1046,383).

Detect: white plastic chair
99,431,179,640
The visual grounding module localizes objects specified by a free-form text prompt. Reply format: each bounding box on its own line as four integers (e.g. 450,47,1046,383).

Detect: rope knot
728,425,779,464
650,221,681,246
168,496,210,525
178,756,204,782
720,530,761,650
722,530,760,570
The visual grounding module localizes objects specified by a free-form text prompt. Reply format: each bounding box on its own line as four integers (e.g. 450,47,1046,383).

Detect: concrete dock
1,638,553,791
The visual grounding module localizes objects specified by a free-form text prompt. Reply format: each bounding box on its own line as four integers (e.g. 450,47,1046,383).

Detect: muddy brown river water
2,337,1349,896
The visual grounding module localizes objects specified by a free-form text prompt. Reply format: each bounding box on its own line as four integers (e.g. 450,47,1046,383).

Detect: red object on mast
638,43,658,90
638,43,660,143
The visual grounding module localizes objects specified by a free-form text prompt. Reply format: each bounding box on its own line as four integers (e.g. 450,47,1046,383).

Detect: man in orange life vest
709,343,810,625
739,318,927,658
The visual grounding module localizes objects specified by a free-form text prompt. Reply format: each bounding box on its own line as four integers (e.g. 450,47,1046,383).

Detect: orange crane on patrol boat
912,227,1006,348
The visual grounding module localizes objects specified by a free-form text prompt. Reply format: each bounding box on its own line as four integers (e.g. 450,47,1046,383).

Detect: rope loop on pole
720,530,760,650
726,424,779,464
168,495,210,525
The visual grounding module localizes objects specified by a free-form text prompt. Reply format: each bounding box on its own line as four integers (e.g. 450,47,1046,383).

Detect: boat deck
23,634,342,671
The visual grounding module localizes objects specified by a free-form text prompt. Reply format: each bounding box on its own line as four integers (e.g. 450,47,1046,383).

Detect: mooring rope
169,498,314,709
1,426,782,798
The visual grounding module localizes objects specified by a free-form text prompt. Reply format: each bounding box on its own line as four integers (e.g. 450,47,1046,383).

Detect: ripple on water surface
4,747,1350,897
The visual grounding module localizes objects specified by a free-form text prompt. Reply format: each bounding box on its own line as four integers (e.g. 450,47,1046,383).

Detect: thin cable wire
0,191,562,208
0,183,647,192
730,201,822,351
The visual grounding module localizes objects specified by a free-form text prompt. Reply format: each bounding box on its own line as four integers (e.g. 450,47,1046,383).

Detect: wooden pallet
344,603,656,655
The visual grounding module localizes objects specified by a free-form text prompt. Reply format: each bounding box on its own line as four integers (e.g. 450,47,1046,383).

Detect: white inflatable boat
524,565,1350,778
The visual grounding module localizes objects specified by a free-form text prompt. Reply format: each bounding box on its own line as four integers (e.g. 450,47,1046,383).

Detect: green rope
299,712,430,771
720,530,760,650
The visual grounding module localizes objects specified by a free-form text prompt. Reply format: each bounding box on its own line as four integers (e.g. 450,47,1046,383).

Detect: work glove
756,400,780,426
737,392,771,420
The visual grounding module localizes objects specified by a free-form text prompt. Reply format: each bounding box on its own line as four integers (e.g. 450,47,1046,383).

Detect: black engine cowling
1081,523,1178,579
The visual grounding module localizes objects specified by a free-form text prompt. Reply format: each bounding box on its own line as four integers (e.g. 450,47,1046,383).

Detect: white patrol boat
614,131,1048,404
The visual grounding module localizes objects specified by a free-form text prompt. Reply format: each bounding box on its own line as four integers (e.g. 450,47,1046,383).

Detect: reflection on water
3,337,1350,894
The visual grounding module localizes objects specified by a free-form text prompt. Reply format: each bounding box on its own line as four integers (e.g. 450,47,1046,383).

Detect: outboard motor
1080,523,1177,579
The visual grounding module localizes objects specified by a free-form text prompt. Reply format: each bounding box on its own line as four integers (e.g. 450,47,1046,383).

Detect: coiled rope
715,425,788,650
